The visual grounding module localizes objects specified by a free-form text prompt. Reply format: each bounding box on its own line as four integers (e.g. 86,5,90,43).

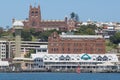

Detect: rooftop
13,20,24,27
60,35,103,39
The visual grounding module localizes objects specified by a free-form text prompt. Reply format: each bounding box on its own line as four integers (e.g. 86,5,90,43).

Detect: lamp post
13,21,24,58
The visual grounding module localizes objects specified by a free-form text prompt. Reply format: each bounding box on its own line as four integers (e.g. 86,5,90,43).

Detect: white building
0,60,9,70
36,45,48,54
30,45,119,72
0,41,7,60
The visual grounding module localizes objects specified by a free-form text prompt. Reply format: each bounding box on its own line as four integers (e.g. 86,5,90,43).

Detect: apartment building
0,41,8,60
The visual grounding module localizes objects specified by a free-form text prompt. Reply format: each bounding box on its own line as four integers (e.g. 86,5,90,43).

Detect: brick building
13,5,76,31
48,32,106,54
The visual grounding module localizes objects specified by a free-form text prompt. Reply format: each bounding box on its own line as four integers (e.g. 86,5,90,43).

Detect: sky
0,0,120,28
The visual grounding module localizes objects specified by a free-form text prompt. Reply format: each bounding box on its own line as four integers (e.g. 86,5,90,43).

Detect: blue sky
0,0,120,28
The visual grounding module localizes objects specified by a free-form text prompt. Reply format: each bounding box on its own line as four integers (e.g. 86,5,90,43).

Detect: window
77,58,80,60
54,48,58,52
62,48,64,51
68,48,70,51
44,58,47,60
35,11,38,16
51,48,54,51
96,56,103,61
25,63,28,66
37,49,41,52
59,55,65,60
42,49,47,52
66,55,71,61
31,11,34,16
72,58,74,60
50,58,52,60
55,58,58,60
103,56,108,61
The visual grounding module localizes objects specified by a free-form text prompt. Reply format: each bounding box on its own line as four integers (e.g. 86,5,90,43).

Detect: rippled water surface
0,72,120,80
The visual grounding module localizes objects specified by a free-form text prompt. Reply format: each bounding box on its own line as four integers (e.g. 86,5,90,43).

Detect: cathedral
13,5,77,31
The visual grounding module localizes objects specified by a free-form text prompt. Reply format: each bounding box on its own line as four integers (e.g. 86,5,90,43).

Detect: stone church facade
13,5,77,31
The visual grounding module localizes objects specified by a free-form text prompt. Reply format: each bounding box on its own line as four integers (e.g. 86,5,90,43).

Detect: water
0,72,120,80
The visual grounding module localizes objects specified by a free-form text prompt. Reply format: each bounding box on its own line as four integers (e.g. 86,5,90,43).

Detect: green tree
86,28,95,35
70,12,76,19
70,12,79,22
30,28,36,35
0,27,4,37
21,30,32,41
75,24,97,35
110,32,120,44
24,49,35,58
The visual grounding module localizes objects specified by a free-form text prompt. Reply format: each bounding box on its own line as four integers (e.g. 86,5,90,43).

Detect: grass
105,40,117,52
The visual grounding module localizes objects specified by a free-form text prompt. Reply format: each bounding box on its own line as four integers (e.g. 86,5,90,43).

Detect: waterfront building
0,60,9,71
12,5,76,31
31,52,119,72
0,41,7,60
48,32,106,54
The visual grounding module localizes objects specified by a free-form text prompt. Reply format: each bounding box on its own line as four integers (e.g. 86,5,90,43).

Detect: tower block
13,21,24,58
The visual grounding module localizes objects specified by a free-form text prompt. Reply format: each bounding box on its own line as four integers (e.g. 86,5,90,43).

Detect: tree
24,49,35,58
21,30,32,41
30,28,36,35
75,24,97,35
70,12,79,22
0,27,4,37
110,32,120,44
86,28,95,35
70,12,76,19
75,14,79,22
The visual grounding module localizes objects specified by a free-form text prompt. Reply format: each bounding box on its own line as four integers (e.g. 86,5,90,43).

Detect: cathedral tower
29,5,41,27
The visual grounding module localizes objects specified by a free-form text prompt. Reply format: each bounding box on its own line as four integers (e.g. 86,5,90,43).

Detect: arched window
66,55,71,61
103,56,108,61
59,55,65,60
35,11,38,16
31,11,34,16
96,56,103,61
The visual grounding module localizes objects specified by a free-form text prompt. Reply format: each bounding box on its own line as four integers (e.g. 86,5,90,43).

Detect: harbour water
0,72,120,80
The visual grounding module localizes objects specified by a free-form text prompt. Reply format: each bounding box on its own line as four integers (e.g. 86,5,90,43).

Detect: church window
35,11,38,16
31,11,34,16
